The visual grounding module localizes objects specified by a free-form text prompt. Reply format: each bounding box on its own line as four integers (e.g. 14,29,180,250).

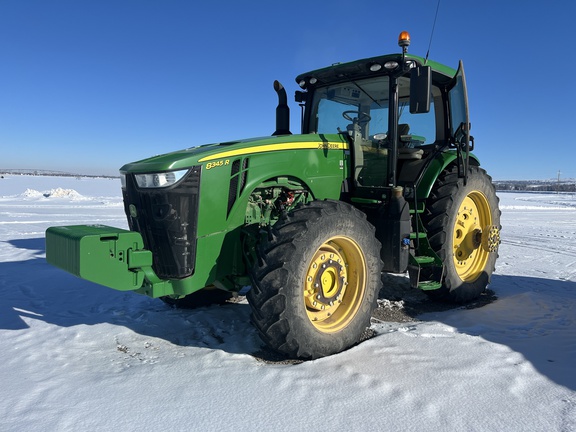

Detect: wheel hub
303,236,366,333
313,258,344,303
305,247,347,321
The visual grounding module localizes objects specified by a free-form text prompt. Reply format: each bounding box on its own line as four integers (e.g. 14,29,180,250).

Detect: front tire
247,200,382,359
423,165,501,303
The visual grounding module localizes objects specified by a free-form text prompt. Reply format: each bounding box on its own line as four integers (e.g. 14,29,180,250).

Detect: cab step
410,232,427,240
409,202,425,214
407,209,443,291
416,280,443,291
408,254,444,291
412,255,436,264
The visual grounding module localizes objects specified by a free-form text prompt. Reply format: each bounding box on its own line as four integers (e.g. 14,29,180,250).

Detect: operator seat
397,123,424,160
398,123,410,140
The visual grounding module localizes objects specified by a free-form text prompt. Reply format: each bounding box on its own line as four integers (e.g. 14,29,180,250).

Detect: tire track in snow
502,239,576,258
560,260,576,281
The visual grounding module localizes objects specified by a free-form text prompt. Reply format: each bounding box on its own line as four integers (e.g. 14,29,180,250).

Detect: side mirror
410,66,431,114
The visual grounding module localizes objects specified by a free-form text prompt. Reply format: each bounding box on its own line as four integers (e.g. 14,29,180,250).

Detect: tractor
46,31,501,359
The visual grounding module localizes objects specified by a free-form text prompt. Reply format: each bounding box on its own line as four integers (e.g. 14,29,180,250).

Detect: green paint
45,46,486,299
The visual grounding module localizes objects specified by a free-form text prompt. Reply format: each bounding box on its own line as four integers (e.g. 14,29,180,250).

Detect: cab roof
295,53,456,89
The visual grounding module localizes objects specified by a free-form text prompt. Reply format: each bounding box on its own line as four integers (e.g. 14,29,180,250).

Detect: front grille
122,167,201,279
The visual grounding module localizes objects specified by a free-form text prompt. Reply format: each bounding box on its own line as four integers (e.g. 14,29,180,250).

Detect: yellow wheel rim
304,236,367,333
453,191,492,282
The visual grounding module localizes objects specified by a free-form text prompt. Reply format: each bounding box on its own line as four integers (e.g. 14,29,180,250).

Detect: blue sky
1,0,575,180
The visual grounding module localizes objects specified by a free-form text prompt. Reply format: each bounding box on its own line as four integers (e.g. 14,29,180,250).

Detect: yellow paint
205,159,230,170
304,235,366,333
453,191,492,282
198,141,348,163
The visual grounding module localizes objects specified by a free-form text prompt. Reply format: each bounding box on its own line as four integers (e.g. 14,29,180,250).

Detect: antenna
425,0,441,63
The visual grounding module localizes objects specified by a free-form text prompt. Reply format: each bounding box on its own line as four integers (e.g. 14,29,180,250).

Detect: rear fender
417,151,480,200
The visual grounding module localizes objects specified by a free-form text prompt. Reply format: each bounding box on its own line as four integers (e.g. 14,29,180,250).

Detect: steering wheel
342,110,371,123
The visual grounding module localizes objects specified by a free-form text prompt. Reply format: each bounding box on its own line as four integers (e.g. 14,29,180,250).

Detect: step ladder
408,204,444,291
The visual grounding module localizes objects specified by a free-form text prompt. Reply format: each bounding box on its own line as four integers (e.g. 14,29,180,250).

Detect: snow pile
20,188,44,198
377,298,405,310
17,187,87,200
42,187,86,200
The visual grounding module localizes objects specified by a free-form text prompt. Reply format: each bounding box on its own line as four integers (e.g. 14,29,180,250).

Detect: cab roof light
369,62,382,72
384,61,399,70
398,31,411,53
298,77,318,89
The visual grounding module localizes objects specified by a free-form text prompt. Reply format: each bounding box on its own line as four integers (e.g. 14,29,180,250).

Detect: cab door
448,61,472,182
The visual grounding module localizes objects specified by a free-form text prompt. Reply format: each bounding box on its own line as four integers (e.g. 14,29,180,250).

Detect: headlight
134,169,188,189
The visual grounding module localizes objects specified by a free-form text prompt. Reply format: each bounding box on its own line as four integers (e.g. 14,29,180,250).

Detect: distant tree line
0,169,118,179
494,180,576,192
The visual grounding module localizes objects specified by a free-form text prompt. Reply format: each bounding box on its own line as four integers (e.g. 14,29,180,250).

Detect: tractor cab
295,32,468,202
305,73,434,188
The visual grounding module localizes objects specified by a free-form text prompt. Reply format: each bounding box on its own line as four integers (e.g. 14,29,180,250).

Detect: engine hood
119,133,346,174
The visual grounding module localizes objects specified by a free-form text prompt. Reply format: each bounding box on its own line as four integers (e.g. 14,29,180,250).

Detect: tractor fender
416,151,480,200
228,173,315,227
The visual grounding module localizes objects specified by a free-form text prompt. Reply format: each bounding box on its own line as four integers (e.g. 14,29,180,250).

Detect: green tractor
46,32,501,359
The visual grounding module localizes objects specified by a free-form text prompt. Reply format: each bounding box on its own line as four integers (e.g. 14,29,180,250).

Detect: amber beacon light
398,31,411,50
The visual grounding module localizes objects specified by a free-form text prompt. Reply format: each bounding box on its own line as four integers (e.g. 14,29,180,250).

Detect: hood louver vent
227,158,249,217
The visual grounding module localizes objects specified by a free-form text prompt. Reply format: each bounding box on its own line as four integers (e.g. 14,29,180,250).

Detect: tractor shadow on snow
2,237,575,390
373,273,498,324
374,272,576,391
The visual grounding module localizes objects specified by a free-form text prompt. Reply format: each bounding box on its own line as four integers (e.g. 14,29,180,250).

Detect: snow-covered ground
1,175,575,431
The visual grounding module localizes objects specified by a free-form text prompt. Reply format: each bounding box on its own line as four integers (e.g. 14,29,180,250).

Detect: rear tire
423,165,501,303
247,200,382,359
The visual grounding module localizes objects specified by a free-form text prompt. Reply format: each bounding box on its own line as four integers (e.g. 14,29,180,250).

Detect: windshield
310,75,438,146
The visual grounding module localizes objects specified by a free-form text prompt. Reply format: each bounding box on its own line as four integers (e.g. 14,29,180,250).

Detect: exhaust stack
272,80,291,136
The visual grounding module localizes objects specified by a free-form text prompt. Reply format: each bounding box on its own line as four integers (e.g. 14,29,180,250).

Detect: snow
1,176,575,431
